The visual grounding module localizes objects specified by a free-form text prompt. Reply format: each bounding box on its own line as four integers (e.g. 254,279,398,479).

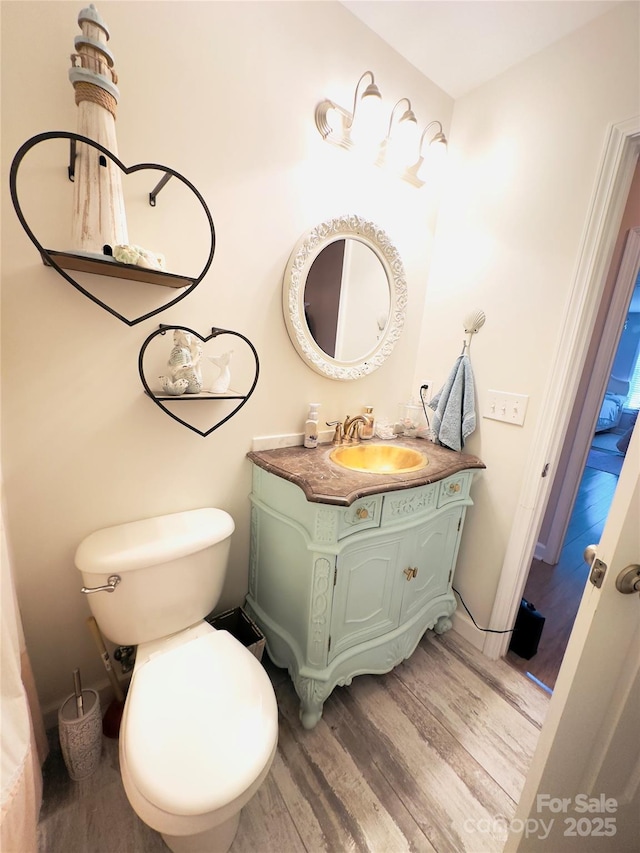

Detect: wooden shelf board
43,250,194,289
146,389,245,401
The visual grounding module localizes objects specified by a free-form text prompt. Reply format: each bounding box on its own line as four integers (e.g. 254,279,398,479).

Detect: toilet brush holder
58,688,102,780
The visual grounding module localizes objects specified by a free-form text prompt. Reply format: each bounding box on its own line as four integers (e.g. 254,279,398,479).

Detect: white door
506,416,640,852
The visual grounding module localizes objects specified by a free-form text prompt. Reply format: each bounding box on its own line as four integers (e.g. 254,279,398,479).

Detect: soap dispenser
361,406,375,440
304,403,320,448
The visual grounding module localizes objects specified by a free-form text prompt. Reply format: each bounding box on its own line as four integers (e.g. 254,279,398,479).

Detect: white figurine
159,375,189,396
187,338,203,393
164,330,203,394
113,243,166,271
207,350,233,393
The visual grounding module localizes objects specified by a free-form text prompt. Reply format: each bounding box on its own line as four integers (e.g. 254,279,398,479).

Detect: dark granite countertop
248,437,485,506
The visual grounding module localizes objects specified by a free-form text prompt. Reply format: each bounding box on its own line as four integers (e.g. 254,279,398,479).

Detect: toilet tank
75,508,235,646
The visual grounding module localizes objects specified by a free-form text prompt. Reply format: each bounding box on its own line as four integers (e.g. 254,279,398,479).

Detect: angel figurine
159,330,203,395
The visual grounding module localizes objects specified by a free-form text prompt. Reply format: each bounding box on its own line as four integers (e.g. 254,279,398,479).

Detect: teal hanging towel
428,353,476,451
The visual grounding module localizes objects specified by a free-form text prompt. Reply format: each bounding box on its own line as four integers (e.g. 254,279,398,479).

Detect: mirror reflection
304,239,390,361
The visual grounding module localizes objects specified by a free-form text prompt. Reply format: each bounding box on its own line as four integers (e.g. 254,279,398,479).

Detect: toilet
74,507,278,853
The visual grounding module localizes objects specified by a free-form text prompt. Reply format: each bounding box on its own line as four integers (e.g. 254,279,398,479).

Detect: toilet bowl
120,622,278,852
75,508,278,853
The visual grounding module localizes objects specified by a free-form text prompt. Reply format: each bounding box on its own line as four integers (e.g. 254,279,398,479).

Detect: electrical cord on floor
452,586,515,634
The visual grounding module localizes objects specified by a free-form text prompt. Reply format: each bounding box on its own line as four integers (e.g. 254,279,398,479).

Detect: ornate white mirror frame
282,215,407,380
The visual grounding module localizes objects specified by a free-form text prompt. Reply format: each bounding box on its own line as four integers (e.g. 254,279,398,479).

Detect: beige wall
1,1,451,717
2,1,638,718
412,1,640,631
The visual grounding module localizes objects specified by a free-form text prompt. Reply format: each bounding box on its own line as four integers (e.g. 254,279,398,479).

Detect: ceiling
341,1,621,98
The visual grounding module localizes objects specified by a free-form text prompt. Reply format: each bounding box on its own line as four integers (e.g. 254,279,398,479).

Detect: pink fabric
0,729,42,853
1,498,48,853
20,652,48,768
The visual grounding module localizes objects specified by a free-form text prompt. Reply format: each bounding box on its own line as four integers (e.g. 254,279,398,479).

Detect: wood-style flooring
37,630,548,853
507,464,619,690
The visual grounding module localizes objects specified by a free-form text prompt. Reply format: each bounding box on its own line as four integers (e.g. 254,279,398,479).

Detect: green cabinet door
329,532,404,662
400,506,464,623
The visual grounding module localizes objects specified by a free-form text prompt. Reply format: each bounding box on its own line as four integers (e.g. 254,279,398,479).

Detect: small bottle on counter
361,405,375,439
304,403,320,448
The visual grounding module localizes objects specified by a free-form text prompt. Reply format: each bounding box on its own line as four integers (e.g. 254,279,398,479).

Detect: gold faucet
327,415,368,444
343,414,367,444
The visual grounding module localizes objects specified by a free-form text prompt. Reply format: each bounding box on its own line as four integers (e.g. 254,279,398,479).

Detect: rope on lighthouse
73,82,117,119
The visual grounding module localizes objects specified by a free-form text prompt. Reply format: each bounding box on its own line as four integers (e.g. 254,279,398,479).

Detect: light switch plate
484,390,529,425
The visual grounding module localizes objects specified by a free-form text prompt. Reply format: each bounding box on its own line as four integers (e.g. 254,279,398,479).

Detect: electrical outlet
484,390,529,425
420,380,434,403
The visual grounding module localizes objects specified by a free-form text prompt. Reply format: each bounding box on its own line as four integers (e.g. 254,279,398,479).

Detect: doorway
506,186,640,690
507,287,639,688
484,118,640,671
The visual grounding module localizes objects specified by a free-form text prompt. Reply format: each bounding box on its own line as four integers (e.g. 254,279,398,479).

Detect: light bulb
415,132,447,182
386,114,418,172
350,91,385,156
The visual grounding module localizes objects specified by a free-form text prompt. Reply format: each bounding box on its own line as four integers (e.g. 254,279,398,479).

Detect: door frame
484,116,640,661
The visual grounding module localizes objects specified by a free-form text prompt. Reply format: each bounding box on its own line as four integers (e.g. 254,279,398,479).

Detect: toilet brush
86,616,126,738
73,668,84,717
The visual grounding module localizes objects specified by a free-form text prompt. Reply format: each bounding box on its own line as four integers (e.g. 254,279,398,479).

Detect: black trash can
509,598,545,660
205,607,266,661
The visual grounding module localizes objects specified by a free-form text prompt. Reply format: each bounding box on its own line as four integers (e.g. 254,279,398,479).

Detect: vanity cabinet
246,463,478,729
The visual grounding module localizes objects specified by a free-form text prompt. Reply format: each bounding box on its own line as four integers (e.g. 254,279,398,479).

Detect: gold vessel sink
330,444,428,474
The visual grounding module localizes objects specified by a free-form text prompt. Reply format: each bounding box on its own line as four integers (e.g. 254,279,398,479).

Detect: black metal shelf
10,133,261,437
10,131,216,325
139,325,260,437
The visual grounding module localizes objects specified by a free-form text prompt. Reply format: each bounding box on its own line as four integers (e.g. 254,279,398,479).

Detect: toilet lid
123,631,278,816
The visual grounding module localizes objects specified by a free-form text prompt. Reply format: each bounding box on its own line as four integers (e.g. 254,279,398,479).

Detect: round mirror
283,215,407,380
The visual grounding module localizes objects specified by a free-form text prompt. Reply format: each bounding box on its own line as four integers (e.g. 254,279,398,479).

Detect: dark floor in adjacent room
507,447,621,690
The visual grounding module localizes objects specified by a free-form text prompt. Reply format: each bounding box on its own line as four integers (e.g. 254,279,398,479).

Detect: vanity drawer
337,495,382,539
437,473,471,507
381,483,438,524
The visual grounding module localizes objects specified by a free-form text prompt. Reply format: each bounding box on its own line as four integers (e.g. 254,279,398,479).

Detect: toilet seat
122,629,278,818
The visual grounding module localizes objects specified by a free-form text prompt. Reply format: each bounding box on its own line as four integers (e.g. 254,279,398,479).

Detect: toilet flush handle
81,574,121,595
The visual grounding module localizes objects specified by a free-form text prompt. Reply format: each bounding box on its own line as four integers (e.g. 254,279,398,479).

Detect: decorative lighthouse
68,3,128,254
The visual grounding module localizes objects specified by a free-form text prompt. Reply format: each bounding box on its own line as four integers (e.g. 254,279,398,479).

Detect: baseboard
534,541,547,562
451,609,484,651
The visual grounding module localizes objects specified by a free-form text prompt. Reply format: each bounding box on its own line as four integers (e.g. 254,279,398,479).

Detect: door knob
584,544,598,565
615,564,640,595
584,544,607,588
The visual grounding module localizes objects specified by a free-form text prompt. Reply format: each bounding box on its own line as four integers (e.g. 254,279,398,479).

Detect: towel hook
461,309,486,354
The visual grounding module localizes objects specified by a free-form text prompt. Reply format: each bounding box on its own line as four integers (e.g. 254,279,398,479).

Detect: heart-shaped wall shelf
9,131,216,326
138,325,260,437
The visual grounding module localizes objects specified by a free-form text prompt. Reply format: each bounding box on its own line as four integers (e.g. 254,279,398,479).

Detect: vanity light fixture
315,70,383,151
315,72,447,188
404,120,449,188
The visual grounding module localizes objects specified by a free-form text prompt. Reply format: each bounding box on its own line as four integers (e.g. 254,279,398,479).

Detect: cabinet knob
355,507,369,520
403,567,418,581
449,482,461,493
